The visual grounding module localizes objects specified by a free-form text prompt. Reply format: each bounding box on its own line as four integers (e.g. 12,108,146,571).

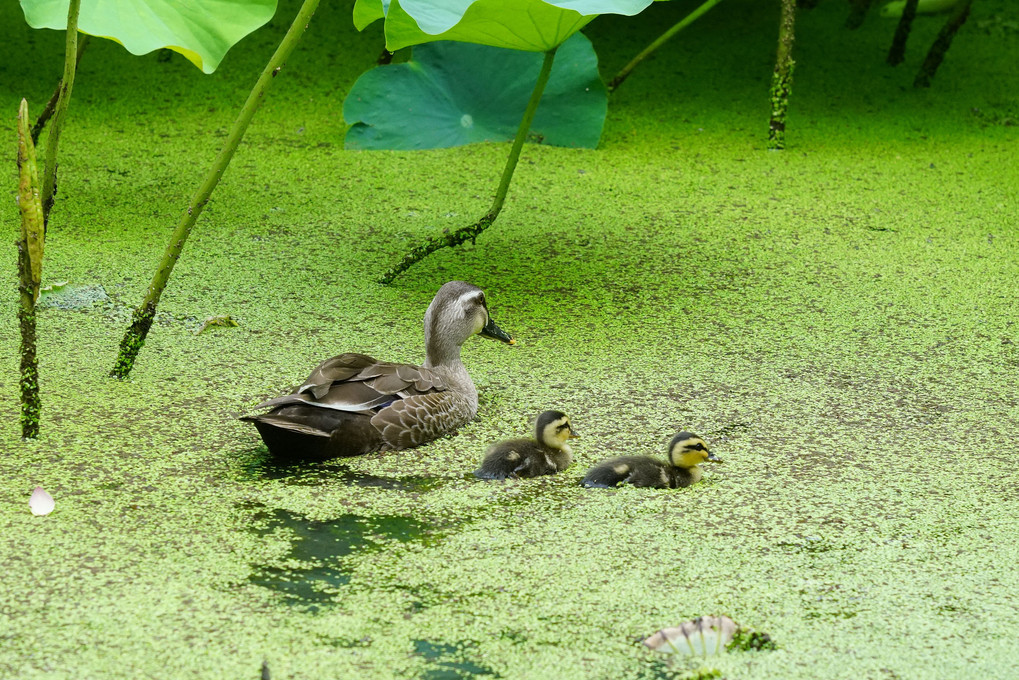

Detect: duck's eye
690,443,705,451
556,423,570,432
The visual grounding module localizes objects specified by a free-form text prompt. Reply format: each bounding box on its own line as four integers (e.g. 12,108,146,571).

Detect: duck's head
424,281,514,364
534,410,579,450
667,432,721,468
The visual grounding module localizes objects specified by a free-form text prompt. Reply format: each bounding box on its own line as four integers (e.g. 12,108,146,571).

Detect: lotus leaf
344,33,606,150
20,0,278,73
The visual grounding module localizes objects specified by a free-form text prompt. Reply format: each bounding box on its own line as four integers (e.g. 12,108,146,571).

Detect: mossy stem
17,248,41,440
380,47,559,285
768,0,797,150
39,0,82,228
607,0,724,92
16,100,45,439
32,36,89,146
110,0,322,379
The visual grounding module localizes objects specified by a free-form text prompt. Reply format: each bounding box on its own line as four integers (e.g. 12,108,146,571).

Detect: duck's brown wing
253,353,450,415
370,391,474,450
247,353,467,455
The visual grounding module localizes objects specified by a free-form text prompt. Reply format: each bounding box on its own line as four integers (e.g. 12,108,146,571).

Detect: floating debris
29,487,55,516
37,282,110,310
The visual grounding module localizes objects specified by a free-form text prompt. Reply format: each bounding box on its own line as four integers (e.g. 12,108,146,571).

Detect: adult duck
243,281,514,459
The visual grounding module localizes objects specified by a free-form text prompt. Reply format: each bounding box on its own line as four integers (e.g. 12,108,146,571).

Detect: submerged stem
607,0,724,92
110,0,322,379
380,47,559,285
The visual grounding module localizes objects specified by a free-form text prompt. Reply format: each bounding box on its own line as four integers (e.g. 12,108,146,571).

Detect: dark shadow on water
235,446,445,492
413,640,499,679
248,507,436,611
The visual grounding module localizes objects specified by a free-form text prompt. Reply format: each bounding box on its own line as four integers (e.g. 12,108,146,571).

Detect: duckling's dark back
475,439,551,479
582,455,695,489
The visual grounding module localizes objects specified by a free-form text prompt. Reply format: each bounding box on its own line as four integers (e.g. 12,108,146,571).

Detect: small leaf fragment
29,486,55,516
197,315,240,335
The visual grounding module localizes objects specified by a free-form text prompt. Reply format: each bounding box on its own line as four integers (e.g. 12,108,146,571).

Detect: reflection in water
237,448,445,492
413,639,499,679
249,508,434,610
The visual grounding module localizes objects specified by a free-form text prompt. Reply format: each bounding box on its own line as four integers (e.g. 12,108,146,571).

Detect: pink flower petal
29,487,55,516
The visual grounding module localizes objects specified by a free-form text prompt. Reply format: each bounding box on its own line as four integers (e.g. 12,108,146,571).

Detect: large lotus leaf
20,0,277,73
343,33,606,150
357,0,653,52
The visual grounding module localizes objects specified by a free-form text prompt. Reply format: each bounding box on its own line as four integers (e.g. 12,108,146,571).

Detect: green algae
1,0,1018,678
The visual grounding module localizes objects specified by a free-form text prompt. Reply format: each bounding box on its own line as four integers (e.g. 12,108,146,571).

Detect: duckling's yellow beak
707,451,722,463
480,317,514,344
568,429,580,439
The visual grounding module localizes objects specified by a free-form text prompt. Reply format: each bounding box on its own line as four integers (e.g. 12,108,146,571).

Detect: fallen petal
643,615,738,656
29,487,55,516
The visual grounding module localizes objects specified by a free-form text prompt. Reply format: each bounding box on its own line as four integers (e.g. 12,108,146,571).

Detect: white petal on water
643,615,738,656
29,487,55,516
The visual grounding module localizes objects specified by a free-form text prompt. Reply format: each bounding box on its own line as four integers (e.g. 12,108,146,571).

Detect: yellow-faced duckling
475,410,579,480
582,431,720,489
242,281,514,459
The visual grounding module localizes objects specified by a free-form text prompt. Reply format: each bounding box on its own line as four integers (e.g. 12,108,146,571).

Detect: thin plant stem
607,0,724,92
39,0,82,227
32,35,89,145
887,0,919,65
914,0,973,87
380,47,559,285
111,0,322,379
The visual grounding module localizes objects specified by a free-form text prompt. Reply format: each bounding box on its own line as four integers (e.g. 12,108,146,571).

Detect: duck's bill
481,317,515,344
707,452,723,463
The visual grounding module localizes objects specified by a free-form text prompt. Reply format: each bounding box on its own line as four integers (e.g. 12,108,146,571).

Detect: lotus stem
39,0,82,227
32,36,89,145
380,46,559,285
887,0,919,65
913,0,972,87
768,0,797,150
110,0,322,379
16,99,46,439
607,0,724,92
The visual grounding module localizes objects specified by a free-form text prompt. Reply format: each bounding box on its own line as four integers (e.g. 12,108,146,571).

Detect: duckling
242,281,514,459
582,432,720,489
475,411,579,480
